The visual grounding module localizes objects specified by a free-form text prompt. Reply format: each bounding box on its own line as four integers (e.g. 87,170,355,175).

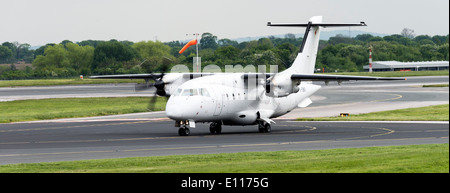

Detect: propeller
134,64,171,111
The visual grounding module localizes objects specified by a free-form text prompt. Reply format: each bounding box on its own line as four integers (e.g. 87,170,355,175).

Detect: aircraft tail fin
268,16,367,74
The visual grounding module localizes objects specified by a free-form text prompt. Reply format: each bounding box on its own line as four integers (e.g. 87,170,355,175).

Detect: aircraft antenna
369,46,373,73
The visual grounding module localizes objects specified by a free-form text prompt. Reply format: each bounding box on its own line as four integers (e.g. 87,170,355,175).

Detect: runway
0,76,448,102
0,76,448,165
0,120,448,165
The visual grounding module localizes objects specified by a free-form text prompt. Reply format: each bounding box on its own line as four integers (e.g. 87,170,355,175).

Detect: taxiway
0,76,448,165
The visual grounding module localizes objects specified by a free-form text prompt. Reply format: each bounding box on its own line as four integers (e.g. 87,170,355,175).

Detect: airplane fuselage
165,73,321,126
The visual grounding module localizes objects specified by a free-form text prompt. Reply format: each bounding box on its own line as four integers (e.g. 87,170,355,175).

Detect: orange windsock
179,39,197,54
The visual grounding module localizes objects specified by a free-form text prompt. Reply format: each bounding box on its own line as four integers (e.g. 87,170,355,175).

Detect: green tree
60,40,74,48
32,44,72,77
256,38,274,50
0,46,13,63
92,41,138,74
419,44,439,60
33,44,69,69
200,33,218,50
274,43,297,69
34,44,56,58
132,41,174,72
66,43,94,75
215,46,240,60
431,35,447,45
1,42,17,61
437,43,449,60
355,34,374,42
328,34,353,45
78,40,105,48
218,39,238,47
414,35,432,43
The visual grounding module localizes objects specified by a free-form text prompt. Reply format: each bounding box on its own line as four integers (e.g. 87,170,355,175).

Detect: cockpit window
181,89,198,96
176,88,210,97
199,88,210,97
174,88,182,96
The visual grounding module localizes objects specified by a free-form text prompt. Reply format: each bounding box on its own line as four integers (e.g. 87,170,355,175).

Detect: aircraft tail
291,16,322,74
268,16,367,74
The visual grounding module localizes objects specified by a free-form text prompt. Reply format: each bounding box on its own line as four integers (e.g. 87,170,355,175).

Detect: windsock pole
195,33,199,72
179,35,200,72
180,34,200,72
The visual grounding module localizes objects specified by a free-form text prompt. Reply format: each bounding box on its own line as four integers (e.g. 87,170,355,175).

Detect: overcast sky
1,0,448,46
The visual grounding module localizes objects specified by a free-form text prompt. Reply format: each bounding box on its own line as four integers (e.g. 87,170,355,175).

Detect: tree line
0,31,448,79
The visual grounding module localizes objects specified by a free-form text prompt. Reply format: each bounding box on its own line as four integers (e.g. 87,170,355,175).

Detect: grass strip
296,104,449,121
422,84,449,87
0,78,144,87
0,144,447,173
0,97,167,123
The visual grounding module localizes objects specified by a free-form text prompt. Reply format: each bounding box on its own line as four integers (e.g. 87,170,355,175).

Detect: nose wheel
178,126,190,136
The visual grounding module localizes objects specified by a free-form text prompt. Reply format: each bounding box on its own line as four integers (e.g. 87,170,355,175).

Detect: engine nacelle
233,110,259,125
266,74,300,97
162,73,186,96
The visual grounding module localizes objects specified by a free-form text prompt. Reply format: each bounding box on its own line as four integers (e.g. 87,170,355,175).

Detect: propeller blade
147,93,158,111
134,81,154,92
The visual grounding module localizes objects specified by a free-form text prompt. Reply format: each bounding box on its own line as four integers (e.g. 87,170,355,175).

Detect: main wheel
258,122,264,133
258,125,265,133
209,122,222,134
264,123,271,133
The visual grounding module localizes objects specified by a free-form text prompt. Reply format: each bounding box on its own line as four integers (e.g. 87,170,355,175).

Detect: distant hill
232,30,388,43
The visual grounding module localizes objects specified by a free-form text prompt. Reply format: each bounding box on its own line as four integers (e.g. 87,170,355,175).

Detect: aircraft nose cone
165,98,183,120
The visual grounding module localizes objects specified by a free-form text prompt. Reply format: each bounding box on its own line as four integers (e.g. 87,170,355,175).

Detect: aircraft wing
90,73,218,80
291,74,406,81
90,73,406,81
89,74,163,80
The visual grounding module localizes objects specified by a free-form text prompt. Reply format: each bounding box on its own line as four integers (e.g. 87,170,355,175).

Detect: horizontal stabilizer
267,22,367,28
298,97,313,108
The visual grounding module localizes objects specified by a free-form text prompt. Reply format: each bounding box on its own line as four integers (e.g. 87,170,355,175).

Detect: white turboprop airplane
91,16,405,136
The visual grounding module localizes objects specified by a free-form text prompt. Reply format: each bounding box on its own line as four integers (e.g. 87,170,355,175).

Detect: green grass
0,144,447,173
0,78,144,87
0,97,167,123
423,84,449,87
1,98,447,124
321,70,449,77
297,104,449,121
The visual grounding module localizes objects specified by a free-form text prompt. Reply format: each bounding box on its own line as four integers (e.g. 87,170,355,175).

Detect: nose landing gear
176,120,192,136
178,126,190,136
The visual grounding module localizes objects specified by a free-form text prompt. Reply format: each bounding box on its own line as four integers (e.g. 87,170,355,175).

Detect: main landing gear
258,121,271,133
175,120,271,136
209,122,222,134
